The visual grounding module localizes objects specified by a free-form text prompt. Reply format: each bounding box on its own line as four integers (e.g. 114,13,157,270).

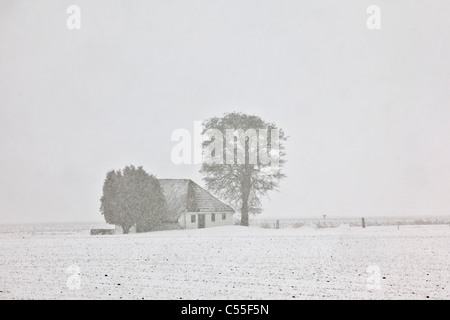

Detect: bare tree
200,112,287,226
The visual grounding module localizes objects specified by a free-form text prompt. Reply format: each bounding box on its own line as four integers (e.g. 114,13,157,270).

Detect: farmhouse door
198,214,205,229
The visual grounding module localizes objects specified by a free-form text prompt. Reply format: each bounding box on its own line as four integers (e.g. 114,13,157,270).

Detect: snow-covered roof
158,179,235,221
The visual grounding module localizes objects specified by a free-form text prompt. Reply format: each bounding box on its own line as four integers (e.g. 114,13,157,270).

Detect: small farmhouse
115,179,235,233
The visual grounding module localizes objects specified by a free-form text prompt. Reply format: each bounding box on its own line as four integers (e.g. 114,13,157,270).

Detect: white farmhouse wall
177,212,234,229
114,212,234,233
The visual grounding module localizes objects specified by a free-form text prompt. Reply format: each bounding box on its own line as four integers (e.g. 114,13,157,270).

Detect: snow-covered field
0,224,449,300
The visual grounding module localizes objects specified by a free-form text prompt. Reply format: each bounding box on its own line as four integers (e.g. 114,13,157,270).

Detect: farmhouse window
211,213,215,222
191,215,196,223
222,213,226,220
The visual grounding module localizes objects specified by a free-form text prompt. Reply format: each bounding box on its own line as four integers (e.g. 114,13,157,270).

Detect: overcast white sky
0,0,449,223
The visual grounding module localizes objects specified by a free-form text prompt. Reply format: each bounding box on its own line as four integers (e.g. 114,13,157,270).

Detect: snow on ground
0,224,449,300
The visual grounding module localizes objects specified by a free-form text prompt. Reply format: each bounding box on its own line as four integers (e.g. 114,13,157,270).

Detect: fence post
362,218,366,228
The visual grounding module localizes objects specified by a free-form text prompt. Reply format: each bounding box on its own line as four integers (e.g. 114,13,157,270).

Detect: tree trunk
240,163,252,227
240,177,251,226
241,198,249,226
